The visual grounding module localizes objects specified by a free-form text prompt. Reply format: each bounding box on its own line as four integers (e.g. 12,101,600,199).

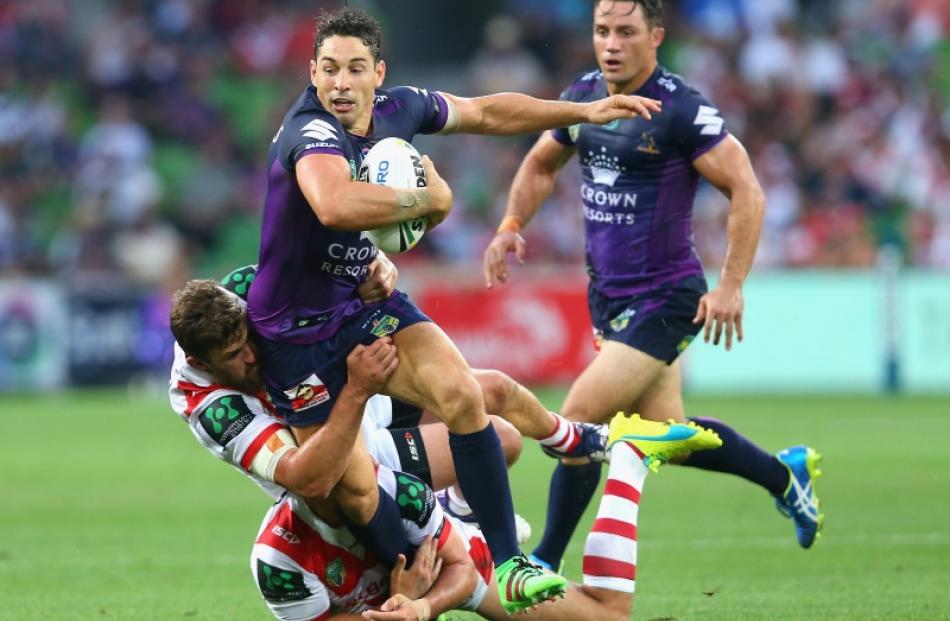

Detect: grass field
1,389,949,620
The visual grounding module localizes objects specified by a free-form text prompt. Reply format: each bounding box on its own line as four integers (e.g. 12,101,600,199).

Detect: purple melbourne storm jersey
248,85,450,345
551,66,728,298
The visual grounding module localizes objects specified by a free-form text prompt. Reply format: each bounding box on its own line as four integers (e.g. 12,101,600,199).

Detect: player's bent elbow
280,459,338,499
285,472,335,500
312,202,344,229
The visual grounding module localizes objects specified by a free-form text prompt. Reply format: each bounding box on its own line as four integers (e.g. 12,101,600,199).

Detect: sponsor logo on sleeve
199,395,255,446
301,119,338,142
257,559,311,602
283,374,331,412
693,106,724,136
395,473,435,528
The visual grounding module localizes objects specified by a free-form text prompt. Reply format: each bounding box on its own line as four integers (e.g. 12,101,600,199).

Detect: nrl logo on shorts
568,123,580,142
370,315,400,338
326,558,346,588
283,374,330,411
610,308,636,332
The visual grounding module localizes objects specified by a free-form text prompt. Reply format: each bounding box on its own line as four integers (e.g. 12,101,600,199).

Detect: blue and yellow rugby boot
774,445,824,548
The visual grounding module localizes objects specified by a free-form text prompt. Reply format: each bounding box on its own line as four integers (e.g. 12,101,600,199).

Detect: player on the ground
170,264,631,508
483,0,824,570
251,413,705,621
246,7,670,611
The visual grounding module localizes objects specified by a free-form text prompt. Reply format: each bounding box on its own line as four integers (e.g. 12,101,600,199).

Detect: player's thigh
385,322,486,430
562,341,667,423
632,359,686,422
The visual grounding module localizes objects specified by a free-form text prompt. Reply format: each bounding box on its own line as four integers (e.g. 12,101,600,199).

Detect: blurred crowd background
1,0,947,293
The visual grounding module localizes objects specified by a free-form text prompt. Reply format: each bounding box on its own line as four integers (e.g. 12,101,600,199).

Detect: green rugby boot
496,553,567,614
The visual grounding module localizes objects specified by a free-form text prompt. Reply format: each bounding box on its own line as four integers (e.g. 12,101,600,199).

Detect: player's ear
309,59,319,87
374,58,386,88
187,355,212,373
649,26,665,50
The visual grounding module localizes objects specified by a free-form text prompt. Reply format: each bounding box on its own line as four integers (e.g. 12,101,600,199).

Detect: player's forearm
318,182,433,231
469,93,592,135
719,185,765,288
278,385,370,498
421,561,478,618
503,153,558,228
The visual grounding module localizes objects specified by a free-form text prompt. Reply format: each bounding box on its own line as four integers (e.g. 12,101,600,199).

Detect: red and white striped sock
581,441,648,593
537,412,580,455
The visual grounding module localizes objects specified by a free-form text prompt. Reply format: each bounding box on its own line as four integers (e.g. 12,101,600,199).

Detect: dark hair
170,279,245,361
313,8,382,61
592,0,664,29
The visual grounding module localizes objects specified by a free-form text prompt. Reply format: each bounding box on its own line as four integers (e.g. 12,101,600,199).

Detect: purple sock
532,461,602,569
683,416,789,496
450,424,520,564
344,486,413,568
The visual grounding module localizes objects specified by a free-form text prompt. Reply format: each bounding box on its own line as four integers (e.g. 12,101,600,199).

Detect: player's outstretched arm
483,132,574,288
296,153,452,231
691,135,766,350
274,338,399,498
440,92,661,136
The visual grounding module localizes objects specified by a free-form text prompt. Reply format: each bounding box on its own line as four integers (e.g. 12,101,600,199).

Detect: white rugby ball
359,137,428,254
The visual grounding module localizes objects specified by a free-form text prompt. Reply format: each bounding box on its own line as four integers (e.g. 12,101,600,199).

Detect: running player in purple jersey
484,0,824,573
245,7,667,614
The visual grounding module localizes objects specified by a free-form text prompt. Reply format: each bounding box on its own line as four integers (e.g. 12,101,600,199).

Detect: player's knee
431,372,485,431
472,369,515,415
490,415,523,467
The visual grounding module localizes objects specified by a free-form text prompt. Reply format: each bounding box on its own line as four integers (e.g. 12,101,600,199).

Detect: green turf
1,390,948,620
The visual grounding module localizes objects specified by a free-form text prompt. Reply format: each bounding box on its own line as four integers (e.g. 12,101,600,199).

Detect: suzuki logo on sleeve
693,106,723,136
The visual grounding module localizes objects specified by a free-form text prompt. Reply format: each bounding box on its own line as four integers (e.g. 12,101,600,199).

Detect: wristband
496,215,524,234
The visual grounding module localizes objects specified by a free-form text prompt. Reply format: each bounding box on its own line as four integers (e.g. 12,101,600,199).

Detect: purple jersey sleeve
388,86,450,135
277,108,347,170
670,87,728,161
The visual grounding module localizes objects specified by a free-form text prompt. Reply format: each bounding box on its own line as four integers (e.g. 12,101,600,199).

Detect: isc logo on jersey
284,373,330,412
358,137,428,254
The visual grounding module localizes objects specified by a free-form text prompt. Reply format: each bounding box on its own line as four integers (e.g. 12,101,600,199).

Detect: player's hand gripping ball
359,137,428,253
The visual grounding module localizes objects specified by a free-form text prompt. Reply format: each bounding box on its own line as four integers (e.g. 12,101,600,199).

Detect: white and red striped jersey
169,344,295,499
169,343,403,500
251,468,492,620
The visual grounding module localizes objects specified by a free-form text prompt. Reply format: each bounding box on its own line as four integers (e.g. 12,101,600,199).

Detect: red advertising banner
415,276,594,384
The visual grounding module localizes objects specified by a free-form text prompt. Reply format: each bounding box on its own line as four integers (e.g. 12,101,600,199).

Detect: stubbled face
191,324,263,394
311,35,385,134
592,1,664,92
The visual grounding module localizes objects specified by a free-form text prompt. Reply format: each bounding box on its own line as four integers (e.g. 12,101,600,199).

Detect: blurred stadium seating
0,0,947,391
